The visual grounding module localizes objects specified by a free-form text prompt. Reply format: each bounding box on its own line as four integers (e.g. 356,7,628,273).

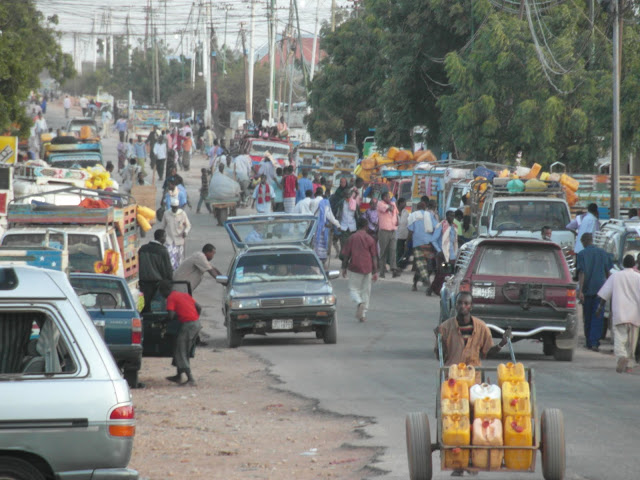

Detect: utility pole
144,0,149,59
293,0,309,92
331,0,336,32
204,2,212,129
611,0,622,218
310,0,320,81
222,4,231,75
248,0,256,124
268,0,276,123
240,23,251,123
93,12,97,70
108,9,114,70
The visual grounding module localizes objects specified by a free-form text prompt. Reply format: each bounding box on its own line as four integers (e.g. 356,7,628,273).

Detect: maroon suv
439,237,577,361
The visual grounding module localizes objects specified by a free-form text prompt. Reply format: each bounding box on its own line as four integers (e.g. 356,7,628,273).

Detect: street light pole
611,0,622,218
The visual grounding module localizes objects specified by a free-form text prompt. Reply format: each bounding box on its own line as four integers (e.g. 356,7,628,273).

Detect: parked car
439,237,578,361
0,266,137,480
65,117,101,138
594,218,640,270
217,214,340,348
69,273,143,388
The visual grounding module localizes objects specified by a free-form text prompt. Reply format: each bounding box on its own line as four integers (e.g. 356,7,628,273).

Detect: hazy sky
36,0,345,63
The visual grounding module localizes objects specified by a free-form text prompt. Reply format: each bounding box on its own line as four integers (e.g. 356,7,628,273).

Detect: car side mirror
327,270,340,280
480,217,488,227
215,275,228,285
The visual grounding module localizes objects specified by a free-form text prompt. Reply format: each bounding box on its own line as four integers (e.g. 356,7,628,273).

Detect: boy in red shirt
159,280,202,386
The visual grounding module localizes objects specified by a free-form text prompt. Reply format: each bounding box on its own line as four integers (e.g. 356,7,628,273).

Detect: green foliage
0,1,75,136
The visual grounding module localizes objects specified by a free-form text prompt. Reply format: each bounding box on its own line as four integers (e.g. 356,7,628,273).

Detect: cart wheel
405,412,432,480
541,408,565,480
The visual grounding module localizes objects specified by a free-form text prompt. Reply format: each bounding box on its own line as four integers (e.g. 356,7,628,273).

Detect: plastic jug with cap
470,383,501,407
442,414,470,469
442,397,470,417
497,362,525,387
474,397,502,420
448,363,476,388
441,378,470,402
472,418,504,469
502,381,531,418
504,415,533,469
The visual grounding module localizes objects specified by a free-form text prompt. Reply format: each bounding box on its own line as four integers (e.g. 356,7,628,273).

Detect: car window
70,277,132,309
622,232,640,262
228,218,315,246
0,310,77,376
233,253,324,284
474,244,563,279
492,201,569,231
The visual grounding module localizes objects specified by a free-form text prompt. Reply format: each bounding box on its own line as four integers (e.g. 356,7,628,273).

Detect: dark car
439,237,577,361
217,214,340,348
69,273,143,387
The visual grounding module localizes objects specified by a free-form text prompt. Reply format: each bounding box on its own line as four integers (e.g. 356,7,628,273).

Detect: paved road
46,102,640,480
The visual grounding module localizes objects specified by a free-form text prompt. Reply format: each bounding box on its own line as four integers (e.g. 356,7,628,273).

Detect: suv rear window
492,201,569,231
474,244,564,279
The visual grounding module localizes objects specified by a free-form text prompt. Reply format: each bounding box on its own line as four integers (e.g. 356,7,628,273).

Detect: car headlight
231,299,261,309
304,295,336,306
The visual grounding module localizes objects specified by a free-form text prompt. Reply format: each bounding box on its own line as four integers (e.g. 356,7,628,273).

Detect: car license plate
473,287,495,299
272,319,293,330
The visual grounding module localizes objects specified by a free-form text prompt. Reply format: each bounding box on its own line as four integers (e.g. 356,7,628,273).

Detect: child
196,168,212,214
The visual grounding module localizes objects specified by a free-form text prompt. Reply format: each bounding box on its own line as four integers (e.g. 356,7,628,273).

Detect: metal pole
268,1,276,124
310,0,320,81
248,0,256,123
204,5,212,129
331,0,336,32
611,0,621,219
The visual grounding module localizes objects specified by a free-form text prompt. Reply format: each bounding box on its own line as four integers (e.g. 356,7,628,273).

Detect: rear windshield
70,277,132,309
474,244,564,279
233,253,324,284
492,201,569,231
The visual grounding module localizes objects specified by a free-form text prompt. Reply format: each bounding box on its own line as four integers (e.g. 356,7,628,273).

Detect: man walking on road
115,117,128,142
138,229,173,312
174,244,221,292
577,232,612,351
597,255,640,373
377,191,400,278
407,201,438,294
252,174,275,214
569,203,600,254
63,95,71,118
160,280,202,387
134,135,147,175
341,217,378,322
161,196,192,270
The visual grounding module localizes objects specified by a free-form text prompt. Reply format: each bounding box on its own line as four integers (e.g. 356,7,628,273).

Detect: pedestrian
458,214,476,246
541,225,552,241
567,203,600,254
40,97,47,115
203,125,215,154
377,191,400,278
117,141,127,171
164,181,188,210
208,139,224,171
134,135,147,175
160,196,192,270
101,108,112,138
296,169,313,204
293,189,314,214
577,232,612,351
146,126,158,173
196,168,212,214
277,116,288,139
138,229,173,312
174,244,222,292
115,117,128,142
163,166,184,193
153,136,168,181
105,161,115,176
79,95,88,117
628,208,639,220
273,167,284,211
338,187,358,254
159,280,202,387
119,157,140,195
182,132,192,171
63,95,71,118
396,198,410,264
258,156,277,184
313,188,341,268
363,197,379,238
407,201,438,294
341,217,379,322
282,165,298,213
596,254,640,373
252,174,275,214
431,210,458,295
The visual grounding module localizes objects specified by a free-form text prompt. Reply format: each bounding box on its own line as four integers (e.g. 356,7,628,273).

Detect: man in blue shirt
407,201,438,295
570,203,600,254
577,232,612,350
296,169,314,204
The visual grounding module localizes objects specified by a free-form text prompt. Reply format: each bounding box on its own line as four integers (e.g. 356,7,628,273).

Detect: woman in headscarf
313,188,340,268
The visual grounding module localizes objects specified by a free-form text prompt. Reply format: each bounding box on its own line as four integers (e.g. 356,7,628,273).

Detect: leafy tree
0,1,74,136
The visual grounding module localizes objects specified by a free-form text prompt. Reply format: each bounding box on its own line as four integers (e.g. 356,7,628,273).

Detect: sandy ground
129,345,383,480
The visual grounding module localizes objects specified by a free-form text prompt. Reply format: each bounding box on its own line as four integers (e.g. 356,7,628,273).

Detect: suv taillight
109,405,135,437
131,317,142,344
566,289,576,309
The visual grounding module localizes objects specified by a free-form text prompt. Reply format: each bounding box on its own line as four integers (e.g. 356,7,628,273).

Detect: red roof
258,37,326,67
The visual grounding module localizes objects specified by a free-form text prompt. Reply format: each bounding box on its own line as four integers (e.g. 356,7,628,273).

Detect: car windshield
233,253,324,284
227,217,315,246
70,277,132,309
2,233,103,272
250,141,290,157
474,244,563,279
492,201,569,231
623,232,640,262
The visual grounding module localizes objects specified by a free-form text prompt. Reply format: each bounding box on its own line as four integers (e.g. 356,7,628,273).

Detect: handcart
405,335,566,480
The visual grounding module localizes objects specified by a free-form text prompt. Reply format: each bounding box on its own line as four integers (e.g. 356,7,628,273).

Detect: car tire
123,368,139,388
540,408,566,480
0,457,46,480
553,347,573,362
323,315,337,344
226,314,242,348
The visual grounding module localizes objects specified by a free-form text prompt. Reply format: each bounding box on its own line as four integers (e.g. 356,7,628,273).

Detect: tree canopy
0,1,74,136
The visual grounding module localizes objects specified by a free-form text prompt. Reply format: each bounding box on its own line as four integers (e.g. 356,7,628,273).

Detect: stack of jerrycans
498,362,533,469
469,382,503,469
441,364,475,469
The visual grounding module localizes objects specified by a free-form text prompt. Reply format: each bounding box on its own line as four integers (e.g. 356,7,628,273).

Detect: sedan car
440,237,577,361
217,214,340,348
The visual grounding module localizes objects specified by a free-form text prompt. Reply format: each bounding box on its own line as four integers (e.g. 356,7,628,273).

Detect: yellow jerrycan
442,414,471,470
497,362,525,387
502,381,531,418
471,418,504,469
474,397,502,421
504,415,533,469
448,363,476,389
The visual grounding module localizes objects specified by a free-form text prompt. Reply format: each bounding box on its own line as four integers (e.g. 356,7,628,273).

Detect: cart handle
506,335,516,363
437,333,444,368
